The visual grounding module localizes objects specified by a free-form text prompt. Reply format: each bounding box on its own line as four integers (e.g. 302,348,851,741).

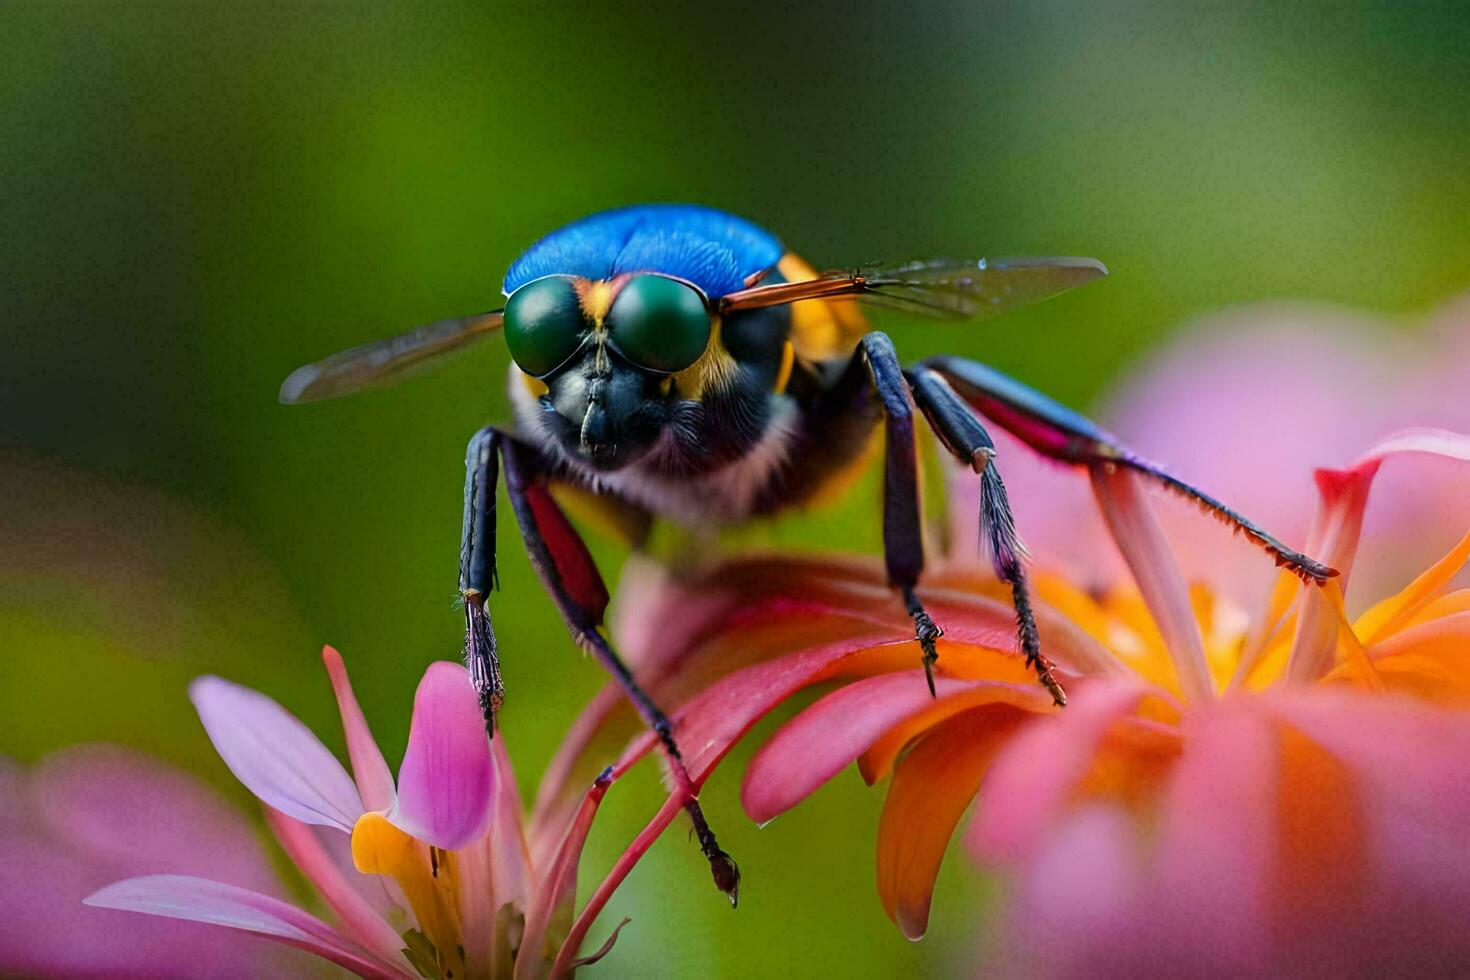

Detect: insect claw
903,588,944,698
970,446,996,475
708,849,741,908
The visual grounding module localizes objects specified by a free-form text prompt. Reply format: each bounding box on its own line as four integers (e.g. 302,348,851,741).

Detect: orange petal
1406,587,1470,626
746,671,1050,823
876,705,1026,940
1353,528,1470,644
1233,572,1301,689
1353,611,1470,703
1318,581,1386,693
1273,723,1366,922
858,675,1050,785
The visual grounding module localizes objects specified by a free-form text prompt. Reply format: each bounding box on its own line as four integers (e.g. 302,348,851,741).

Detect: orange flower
535,429,1470,972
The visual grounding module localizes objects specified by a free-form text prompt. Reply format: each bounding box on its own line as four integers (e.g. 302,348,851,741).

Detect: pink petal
990,805,1146,978
486,737,532,911
1288,428,1470,682
1258,690,1470,833
989,693,1470,975
607,553,745,678
263,807,410,969
388,661,494,850
190,675,363,832
613,631,913,784
322,645,395,812
1350,427,1470,475
518,770,613,980
460,737,532,975
990,704,1282,976
742,673,1048,825
608,572,1066,786
1313,428,1470,590
1100,308,1395,604
922,584,1126,677
28,743,279,895
85,875,405,978
1179,693,1470,971
1089,463,1212,702
968,679,1150,863
1150,702,1277,965
532,555,910,868
0,829,294,977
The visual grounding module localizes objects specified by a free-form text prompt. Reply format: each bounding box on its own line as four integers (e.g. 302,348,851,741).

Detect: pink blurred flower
1,744,309,977
540,298,1470,973
1001,298,1470,606
86,647,659,978
969,431,1470,976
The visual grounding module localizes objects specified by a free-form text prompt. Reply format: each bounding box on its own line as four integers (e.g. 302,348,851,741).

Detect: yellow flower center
352,812,466,979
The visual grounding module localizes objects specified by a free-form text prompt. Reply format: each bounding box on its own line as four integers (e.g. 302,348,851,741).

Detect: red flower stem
552,791,688,977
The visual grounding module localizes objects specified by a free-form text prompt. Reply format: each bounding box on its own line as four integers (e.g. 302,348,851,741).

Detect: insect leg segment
844,333,945,695
907,369,1067,706
493,437,741,906
921,356,1337,583
460,426,504,734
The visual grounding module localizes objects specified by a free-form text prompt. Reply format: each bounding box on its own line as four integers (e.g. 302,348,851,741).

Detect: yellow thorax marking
672,316,737,400
778,253,869,364
774,338,795,394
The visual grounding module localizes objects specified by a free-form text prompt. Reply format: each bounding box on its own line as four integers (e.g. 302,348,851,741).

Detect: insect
280,204,1336,904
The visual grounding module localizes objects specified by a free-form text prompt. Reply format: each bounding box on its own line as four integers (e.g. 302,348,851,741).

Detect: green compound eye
503,275,586,377
606,274,712,374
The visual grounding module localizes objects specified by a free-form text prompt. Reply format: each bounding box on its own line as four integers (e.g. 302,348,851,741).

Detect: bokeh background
4,3,1469,976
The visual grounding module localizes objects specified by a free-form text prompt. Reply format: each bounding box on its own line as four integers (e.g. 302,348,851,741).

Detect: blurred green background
3,3,1468,976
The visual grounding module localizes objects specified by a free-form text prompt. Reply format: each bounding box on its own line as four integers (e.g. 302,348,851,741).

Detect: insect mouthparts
579,395,610,454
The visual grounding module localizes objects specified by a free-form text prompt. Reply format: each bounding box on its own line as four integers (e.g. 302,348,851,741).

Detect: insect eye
503,275,587,377
606,274,712,374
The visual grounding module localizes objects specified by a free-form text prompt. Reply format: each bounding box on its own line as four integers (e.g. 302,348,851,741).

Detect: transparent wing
719,256,1107,320
278,310,504,404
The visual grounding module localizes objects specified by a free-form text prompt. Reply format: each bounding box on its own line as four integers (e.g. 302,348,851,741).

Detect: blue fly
281,204,1336,905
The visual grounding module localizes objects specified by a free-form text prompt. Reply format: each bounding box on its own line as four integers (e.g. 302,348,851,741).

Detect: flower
1,744,309,977
1005,297,1470,608
968,432,1470,976
87,647,660,978
535,300,1470,971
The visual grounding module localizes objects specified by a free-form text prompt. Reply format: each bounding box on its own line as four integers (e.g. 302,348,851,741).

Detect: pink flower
540,299,1470,972
86,647,658,978
996,298,1470,607
1,744,308,977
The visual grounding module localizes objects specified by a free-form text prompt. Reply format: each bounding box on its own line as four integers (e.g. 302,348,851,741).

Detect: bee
281,204,1335,903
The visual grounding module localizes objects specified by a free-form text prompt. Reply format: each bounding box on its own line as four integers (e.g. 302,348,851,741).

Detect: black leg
459,426,504,732
908,368,1067,705
825,332,947,696
459,426,739,905
922,356,1336,583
